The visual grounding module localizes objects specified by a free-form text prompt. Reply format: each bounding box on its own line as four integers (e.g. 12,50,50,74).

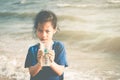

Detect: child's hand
37,49,44,65
48,50,55,63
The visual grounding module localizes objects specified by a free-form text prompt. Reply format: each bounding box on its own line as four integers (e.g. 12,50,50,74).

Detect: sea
0,0,120,80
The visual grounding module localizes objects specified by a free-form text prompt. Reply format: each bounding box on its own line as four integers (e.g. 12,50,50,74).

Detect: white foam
20,0,27,4
0,55,30,80
0,55,120,80
107,0,120,3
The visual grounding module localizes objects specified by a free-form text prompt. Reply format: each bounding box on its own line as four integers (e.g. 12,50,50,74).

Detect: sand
0,76,12,80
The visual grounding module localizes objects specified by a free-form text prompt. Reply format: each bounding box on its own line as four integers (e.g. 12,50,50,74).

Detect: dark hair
33,10,57,33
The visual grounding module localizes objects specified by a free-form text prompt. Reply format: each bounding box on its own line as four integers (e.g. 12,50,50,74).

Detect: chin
40,40,47,43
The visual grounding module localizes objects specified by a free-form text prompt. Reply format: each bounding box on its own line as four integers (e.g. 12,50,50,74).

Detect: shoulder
53,41,65,51
54,41,64,47
28,43,39,52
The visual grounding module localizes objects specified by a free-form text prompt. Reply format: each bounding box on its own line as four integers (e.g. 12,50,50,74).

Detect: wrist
50,61,55,66
37,62,43,70
37,62,42,66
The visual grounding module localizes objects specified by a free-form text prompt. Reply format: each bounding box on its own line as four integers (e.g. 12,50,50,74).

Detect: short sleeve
54,42,68,67
24,47,32,68
24,46,38,68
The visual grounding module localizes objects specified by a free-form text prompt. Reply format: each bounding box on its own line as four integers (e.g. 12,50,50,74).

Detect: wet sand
0,76,12,80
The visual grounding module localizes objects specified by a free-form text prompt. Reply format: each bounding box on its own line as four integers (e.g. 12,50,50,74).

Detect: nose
42,31,47,38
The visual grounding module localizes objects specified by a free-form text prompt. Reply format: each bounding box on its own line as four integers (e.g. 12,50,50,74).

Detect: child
25,10,68,80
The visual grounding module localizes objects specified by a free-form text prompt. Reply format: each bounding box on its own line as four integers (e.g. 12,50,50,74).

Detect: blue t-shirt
25,41,68,80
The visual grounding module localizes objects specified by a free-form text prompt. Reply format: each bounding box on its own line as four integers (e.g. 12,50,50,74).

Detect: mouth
41,39,47,43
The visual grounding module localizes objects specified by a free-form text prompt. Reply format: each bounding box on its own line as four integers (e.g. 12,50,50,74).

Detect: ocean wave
0,11,82,22
89,35,120,53
56,3,120,9
0,11,83,22
107,0,120,4
57,15,85,22
0,12,36,18
54,30,120,54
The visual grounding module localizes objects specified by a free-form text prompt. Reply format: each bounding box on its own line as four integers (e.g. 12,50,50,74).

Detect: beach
0,77,10,80
0,0,120,80
0,75,13,80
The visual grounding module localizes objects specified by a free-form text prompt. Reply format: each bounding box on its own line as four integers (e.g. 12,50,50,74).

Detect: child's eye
46,30,50,33
38,29,43,32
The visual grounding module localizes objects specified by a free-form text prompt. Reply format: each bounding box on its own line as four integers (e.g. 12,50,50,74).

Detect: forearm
29,63,42,77
50,62,65,76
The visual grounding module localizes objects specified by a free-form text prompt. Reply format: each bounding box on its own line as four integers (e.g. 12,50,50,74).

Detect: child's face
36,21,56,43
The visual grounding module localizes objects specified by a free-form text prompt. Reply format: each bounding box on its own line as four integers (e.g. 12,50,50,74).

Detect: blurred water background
0,0,120,80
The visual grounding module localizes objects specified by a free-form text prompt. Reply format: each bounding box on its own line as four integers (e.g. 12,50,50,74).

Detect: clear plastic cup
40,41,53,66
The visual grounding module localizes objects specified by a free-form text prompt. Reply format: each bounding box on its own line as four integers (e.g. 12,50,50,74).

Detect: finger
48,54,54,58
38,49,44,55
49,50,55,55
37,50,44,59
49,55,54,62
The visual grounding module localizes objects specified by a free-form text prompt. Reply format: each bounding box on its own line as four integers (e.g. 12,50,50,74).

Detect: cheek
49,33,54,38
